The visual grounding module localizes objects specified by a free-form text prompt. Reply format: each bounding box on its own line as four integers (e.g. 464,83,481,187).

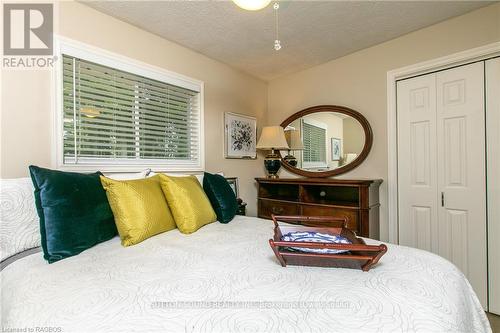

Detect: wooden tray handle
269,239,388,271
271,214,348,228
362,244,387,271
270,240,385,252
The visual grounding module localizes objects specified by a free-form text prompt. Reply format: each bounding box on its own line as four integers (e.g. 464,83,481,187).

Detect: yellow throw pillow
100,175,176,246
159,174,217,234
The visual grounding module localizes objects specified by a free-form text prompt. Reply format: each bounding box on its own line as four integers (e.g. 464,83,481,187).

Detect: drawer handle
271,207,284,215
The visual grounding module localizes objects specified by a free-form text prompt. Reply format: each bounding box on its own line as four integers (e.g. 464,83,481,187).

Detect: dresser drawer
258,199,299,218
300,205,360,233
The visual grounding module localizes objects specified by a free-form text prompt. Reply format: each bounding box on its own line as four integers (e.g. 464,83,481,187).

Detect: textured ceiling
82,1,492,81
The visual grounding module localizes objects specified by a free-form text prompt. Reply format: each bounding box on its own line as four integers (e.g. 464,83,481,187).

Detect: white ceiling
82,1,493,81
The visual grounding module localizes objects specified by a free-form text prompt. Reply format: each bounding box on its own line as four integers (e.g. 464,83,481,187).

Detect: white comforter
1,216,490,333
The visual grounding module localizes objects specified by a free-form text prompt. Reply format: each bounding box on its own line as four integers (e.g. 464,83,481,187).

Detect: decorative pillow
149,171,224,186
281,231,352,254
0,177,41,263
100,175,176,246
159,174,217,234
203,172,238,223
29,166,117,263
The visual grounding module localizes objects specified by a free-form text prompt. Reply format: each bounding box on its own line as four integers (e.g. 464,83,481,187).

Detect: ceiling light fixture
232,0,271,11
232,0,282,51
273,2,281,51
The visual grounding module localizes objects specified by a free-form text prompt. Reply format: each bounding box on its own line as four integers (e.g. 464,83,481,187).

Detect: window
56,39,203,171
302,119,327,168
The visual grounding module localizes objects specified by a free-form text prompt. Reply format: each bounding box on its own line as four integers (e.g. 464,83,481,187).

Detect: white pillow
104,168,151,180
0,177,41,262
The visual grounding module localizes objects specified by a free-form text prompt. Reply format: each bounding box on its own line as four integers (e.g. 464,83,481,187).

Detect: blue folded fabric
281,231,352,254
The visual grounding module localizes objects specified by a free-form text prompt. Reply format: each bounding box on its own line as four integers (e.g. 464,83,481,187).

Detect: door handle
441,192,445,207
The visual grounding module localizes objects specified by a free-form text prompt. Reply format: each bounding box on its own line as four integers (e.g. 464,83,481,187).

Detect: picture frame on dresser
225,177,239,198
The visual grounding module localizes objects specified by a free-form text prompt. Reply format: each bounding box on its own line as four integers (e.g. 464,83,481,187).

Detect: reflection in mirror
282,128,304,167
283,112,365,172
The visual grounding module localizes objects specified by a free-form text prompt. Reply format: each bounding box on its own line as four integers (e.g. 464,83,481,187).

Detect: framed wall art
331,137,342,161
224,112,257,159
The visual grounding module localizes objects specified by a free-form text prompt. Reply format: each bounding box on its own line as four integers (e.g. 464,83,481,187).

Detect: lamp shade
285,130,304,150
256,126,289,150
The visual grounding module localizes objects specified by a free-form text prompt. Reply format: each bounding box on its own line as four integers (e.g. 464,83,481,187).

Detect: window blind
62,54,201,167
302,121,326,163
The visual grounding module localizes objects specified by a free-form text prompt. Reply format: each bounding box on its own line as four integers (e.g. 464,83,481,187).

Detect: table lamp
283,129,304,167
256,126,289,178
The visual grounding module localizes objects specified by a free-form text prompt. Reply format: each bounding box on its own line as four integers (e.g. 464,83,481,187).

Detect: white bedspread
1,216,490,333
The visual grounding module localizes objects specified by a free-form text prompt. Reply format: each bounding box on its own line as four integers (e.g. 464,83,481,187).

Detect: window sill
55,163,204,174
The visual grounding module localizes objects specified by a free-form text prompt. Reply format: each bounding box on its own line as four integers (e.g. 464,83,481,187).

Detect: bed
1,216,491,333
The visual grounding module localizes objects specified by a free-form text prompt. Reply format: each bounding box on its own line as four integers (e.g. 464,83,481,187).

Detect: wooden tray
268,215,387,271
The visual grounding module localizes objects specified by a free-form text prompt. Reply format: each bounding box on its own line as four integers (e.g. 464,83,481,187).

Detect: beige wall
268,3,500,241
0,1,268,216
343,117,364,156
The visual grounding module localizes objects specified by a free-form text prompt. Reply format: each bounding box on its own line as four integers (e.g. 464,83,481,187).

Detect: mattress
1,216,491,333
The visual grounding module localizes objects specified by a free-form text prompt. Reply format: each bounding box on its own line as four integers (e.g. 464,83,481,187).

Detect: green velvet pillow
202,172,238,223
29,166,117,263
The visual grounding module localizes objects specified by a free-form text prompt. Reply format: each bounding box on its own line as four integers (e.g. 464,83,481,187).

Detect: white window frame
301,118,328,169
52,36,205,172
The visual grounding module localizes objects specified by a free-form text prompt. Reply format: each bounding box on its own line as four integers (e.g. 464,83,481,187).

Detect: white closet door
397,74,438,253
486,57,500,315
398,62,487,308
436,62,487,308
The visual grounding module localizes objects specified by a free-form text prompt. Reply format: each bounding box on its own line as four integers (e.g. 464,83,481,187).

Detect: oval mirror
279,105,373,178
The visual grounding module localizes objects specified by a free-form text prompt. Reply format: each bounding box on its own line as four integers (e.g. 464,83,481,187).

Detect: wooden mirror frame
279,105,373,178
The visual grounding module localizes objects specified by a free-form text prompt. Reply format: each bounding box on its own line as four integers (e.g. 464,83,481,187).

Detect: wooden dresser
256,178,382,239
